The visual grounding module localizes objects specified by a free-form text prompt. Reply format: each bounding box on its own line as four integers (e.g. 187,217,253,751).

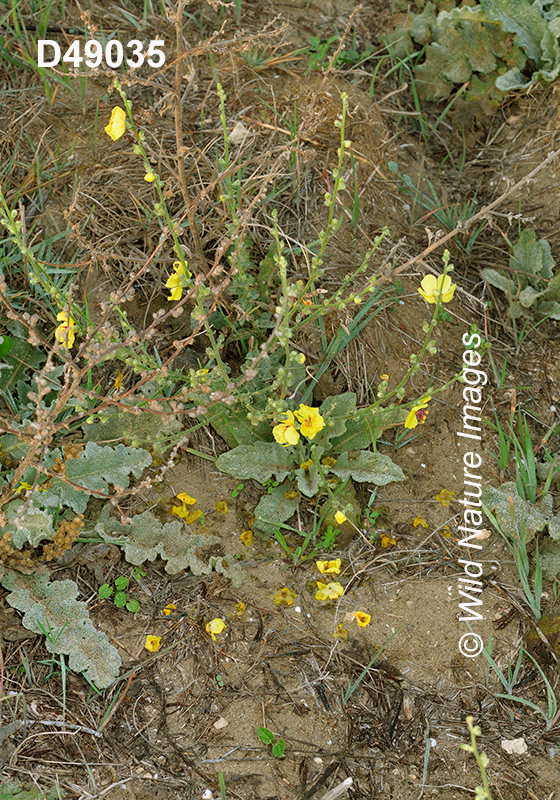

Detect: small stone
501,738,528,755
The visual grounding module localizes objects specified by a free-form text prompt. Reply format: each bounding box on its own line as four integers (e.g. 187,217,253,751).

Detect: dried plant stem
174,1,207,272
390,147,560,283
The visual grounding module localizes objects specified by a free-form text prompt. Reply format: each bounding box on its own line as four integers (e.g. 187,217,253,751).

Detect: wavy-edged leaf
65,442,152,493
253,485,298,535
215,442,293,483
1,571,121,689
4,501,55,549
482,482,560,543
95,509,242,585
331,450,405,486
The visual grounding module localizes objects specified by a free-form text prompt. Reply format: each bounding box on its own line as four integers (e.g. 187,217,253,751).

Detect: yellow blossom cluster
272,404,325,446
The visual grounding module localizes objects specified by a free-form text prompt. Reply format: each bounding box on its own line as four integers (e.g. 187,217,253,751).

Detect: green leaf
82,401,182,457
539,539,560,581
331,450,405,486
295,464,321,497
257,727,275,745
253,484,299,535
114,576,129,591
510,229,556,282
3,501,55,549
272,739,286,758
98,583,113,599
480,0,547,67
65,442,152,494
2,571,121,689
126,598,140,613
215,442,293,484
318,392,357,442
113,591,127,608
0,333,45,396
0,783,60,800
328,406,407,452
482,482,560,543
32,443,150,514
207,403,273,447
95,508,243,586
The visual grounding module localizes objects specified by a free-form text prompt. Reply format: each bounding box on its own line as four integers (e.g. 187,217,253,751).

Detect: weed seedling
98,577,140,613
257,727,285,758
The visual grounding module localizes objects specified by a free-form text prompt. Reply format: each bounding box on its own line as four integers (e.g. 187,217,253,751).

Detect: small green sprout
257,726,285,758
98,576,140,613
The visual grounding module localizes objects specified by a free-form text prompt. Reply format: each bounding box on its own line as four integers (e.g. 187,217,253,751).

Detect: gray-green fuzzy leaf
66,442,152,493
95,509,242,585
482,482,560,542
1,571,121,689
253,485,298,535
4,501,55,549
330,450,405,485
215,442,293,483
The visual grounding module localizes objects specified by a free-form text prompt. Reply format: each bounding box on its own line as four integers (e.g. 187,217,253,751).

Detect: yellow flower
206,618,226,641
334,511,347,525
144,635,162,652
172,506,203,524
333,623,348,641
15,481,33,494
172,493,202,523
316,559,342,575
54,311,75,350
315,581,344,601
294,404,325,440
165,260,191,302
417,273,456,304
163,603,176,616
240,530,253,546
354,611,371,627
114,371,124,389
300,458,313,471
273,587,297,606
176,493,197,505
144,172,156,182
404,396,431,429
216,500,228,513
413,516,429,529
295,353,306,364
435,489,455,507
272,410,300,446
380,534,396,548
380,374,389,381
105,106,126,141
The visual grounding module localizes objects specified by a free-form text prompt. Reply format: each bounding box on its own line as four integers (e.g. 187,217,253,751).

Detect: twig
174,1,207,271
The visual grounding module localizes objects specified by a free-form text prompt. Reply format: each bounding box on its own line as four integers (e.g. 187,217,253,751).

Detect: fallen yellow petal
333,623,348,641
163,604,176,616
240,530,253,546
334,511,346,525
176,493,197,505
206,618,226,641
354,611,371,627
316,559,342,575
273,587,297,606
216,500,228,513
144,635,162,652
